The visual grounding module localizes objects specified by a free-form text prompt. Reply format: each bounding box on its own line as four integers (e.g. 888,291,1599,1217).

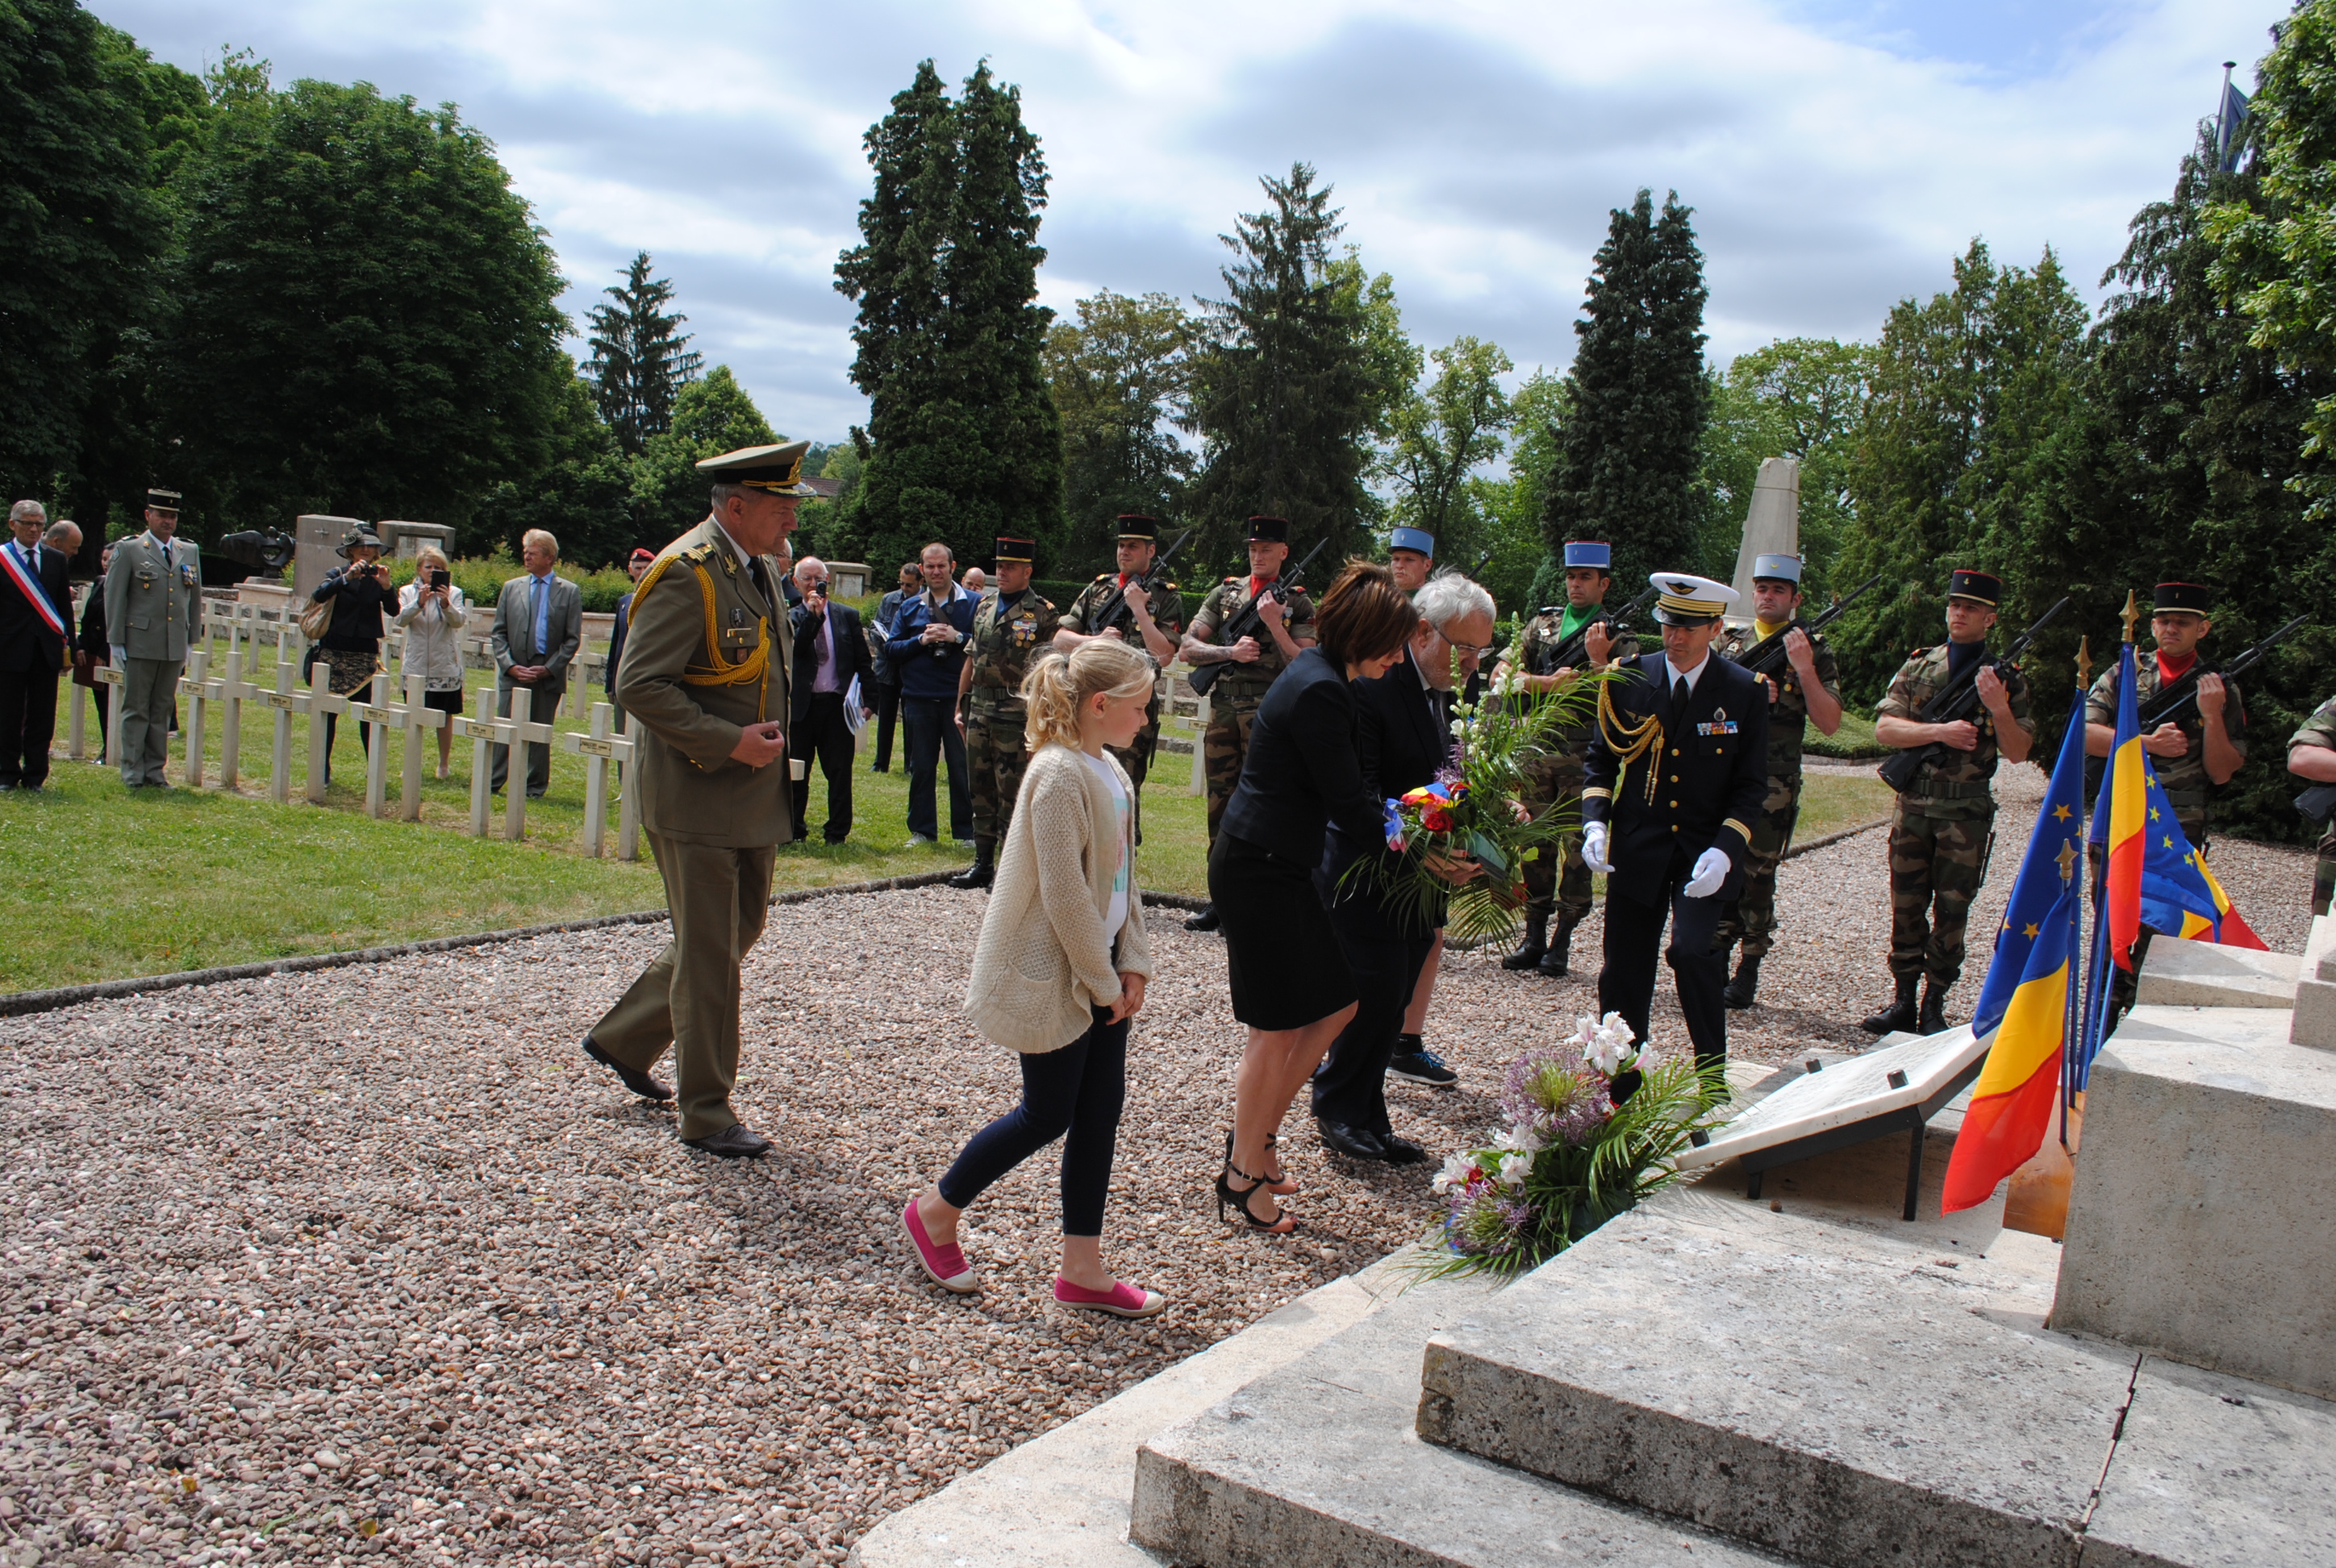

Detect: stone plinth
2055,1003,2336,1400
2138,938,2299,1009
827,561,870,598
294,514,365,602
2295,913,2336,1049
1725,456,1799,626
377,519,454,559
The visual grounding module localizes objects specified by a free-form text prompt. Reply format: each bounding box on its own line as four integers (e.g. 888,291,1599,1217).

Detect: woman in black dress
1212,561,1421,1232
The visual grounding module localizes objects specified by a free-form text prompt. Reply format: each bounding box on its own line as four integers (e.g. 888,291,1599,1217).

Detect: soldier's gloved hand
1683,847,1730,899
1580,822,1612,874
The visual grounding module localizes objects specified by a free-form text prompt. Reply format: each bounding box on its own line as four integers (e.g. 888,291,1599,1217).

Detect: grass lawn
16,682,1886,993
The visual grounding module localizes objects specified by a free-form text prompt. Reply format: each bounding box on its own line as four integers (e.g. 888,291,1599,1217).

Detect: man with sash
582,443,802,1158
1055,515,1182,844
103,486,202,789
0,501,72,790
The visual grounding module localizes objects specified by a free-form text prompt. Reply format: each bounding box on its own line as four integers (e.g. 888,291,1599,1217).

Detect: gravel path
0,763,2318,1566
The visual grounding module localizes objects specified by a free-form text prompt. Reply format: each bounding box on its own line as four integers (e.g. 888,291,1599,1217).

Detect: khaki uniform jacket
103,532,202,662
614,516,795,849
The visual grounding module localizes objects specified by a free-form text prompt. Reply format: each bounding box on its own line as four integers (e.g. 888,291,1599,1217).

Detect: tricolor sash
0,547,63,640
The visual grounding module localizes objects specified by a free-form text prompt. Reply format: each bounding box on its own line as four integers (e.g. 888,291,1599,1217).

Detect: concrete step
1415,1195,2131,1568
1132,1271,1793,1567
2137,937,2299,1009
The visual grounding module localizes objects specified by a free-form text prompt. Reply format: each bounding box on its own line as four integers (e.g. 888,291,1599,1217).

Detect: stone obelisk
1725,457,1800,627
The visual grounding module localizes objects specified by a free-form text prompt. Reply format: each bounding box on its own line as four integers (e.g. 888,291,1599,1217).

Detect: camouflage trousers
1888,805,1996,987
1715,774,1803,960
1519,749,1594,924
2317,846,2335,918
966,703,1031,845
1203,700,1258,844
1106,714,1157,846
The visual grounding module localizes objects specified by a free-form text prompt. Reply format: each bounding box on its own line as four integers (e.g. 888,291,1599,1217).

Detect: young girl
902,639,1166,1318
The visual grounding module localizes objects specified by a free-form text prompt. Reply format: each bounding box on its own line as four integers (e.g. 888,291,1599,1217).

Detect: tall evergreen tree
834,60,1061,573
1185,164,1389,566
585,251,702,457
1541,190,1710,594
1043,289,1197,573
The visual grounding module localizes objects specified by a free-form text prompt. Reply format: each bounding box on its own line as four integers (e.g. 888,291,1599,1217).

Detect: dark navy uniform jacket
1580,652,1771,900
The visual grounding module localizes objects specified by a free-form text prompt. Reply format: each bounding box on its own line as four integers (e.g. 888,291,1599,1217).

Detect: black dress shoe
948,861,995,890
1378,1133,1429,1165
583,1036,674,1102
1316,1119,1388,1160
683,1123,772,1158
1183,904,1220,933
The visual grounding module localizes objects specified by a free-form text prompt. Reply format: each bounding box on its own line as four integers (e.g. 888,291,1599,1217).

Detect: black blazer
1581,652,1770,900
0,544,72,673
1220,647,1386,869
789,599,872,725
1319,648,1454,937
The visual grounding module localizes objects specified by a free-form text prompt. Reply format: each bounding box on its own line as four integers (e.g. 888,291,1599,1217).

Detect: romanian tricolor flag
2099,642,2149,973
2134,761,2269,949
1942,693,2088,1214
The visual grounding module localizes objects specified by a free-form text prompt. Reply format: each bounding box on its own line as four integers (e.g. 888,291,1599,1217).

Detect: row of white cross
63,605,640,860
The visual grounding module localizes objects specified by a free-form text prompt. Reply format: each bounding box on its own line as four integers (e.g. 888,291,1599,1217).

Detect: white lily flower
1431,1152,1479,1193
1496,1151,1533,1186
1491,1124,1542,1154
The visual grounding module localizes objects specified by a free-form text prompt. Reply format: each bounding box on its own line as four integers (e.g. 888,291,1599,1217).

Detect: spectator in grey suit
489,528,582,799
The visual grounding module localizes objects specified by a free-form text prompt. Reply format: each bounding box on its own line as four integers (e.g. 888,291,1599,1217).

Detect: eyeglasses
1429,625,1498,659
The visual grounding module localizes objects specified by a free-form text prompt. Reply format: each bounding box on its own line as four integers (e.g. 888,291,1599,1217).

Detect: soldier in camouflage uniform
1177,515,1316,932
1491,540,1639,978
1712,554,1846,1008
947,536,1061,890
1863,569,2036,1036
1054,515,1183,845
2290,694,2336,915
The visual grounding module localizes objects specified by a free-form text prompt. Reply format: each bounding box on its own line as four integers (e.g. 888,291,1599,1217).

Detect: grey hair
710,482,749,511
44,520,80,548
520,528,560,560
7,501,44,524
1414,569,1493,631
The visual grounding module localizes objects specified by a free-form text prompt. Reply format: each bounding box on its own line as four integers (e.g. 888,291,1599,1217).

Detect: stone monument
294,514,366,603
1725,457,1799,627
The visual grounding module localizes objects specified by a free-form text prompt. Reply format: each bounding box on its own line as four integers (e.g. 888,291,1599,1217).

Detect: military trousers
119,656,182,786
1887,804,1995,988
966,700,1031,846
591,832,778,1142
1518,749,1594,924
1598,869,1729,1073
1716,773,1803,960
1202,699,1259,844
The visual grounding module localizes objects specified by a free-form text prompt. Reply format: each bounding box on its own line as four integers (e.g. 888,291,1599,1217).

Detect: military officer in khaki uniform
1177,515,1316,932
102,486,203,788
2289,693,2336,915
948,536,1061,890
1864,569,2034,1036
1712,553,1844,1008
1054,514,1182,844
582,443,803,1157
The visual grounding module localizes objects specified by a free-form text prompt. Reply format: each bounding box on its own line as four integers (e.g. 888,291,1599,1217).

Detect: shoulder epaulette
683,541,714,561
1162,579,1178,590
1094,572,1111,582
1224,575,1241,584
1910,645,1930,657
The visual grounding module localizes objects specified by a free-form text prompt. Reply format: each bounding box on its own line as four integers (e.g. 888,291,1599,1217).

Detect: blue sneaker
1387,1043,1457,1089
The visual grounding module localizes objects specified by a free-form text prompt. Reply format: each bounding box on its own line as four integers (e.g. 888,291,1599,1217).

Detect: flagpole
2062,639,2092,1144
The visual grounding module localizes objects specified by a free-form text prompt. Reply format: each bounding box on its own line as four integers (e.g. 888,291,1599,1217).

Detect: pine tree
1541,190,1710,595
1185,164,1391,568
585,252,703,457
834,60,1061,573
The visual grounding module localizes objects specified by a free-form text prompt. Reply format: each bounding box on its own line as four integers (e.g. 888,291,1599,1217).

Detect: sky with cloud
93,0,2282,446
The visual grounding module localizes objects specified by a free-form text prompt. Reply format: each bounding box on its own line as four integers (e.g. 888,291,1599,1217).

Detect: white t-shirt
1079,751,1132,936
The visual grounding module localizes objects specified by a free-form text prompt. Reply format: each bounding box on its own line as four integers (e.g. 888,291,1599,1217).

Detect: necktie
814,619,830,671
749,558,773,609
1672,676,1690,715
531,578,545,658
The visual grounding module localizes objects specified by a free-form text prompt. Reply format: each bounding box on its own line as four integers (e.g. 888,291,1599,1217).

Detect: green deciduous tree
835,59,1061,574
1386,335,1514,564
1541,190,1711,597
473,360,633,567
1695,337,1875,600
159,76,570,540
627,365,778,540
1486,369,1573,618
1044,289,1197,573
1186,164,1400,571
585,251,702,457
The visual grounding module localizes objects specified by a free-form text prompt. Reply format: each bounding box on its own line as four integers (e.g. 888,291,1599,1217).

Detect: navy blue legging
937,1007,1128,1237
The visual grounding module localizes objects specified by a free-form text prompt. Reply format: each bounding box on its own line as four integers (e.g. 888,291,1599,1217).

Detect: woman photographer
307,527,397,785
394,545,469,778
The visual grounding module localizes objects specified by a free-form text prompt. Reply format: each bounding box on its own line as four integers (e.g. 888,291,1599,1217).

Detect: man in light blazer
489,528,583,798
104,486,203,788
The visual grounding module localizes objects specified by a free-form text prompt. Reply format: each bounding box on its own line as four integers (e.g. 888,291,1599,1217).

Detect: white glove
110,645,127,667
1580,822,1612,874
1684,846,1730,899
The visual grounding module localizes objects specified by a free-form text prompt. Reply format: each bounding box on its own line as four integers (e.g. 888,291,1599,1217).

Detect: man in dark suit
788,555,874,844
0,501,72,790
1580,572,1770,1073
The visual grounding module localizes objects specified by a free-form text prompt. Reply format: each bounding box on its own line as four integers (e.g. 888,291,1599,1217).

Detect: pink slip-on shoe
902,1198,977,1294
1053,1278,1166,1318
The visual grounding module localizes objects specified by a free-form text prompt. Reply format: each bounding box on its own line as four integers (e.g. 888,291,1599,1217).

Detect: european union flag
2218,73,2250,174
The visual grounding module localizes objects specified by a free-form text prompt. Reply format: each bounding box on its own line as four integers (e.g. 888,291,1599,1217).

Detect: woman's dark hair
1312,559,1420,669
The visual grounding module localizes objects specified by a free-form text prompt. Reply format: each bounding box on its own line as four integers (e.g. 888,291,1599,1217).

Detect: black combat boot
1723,952,1762,1010
1859,974,1919,1035
1184,903,1220,933
1918,981,1950,1036
1537,912,1582,978
948,839,996,890
1500,911,1549,971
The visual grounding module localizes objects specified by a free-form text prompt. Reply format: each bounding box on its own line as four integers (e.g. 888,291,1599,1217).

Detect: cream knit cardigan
964,743,1156,1053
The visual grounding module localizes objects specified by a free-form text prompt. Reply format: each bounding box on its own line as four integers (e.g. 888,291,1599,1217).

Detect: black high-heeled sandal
1216,1161,1297,1233
1224,1130,1297,1195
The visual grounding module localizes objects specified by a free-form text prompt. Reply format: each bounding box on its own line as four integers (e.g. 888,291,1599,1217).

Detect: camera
428,568,450,590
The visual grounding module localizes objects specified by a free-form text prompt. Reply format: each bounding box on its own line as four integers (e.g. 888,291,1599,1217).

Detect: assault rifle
1729,573,1885,681
2082,612,2307,800
1527,584,1658,677
1188,536,1332,698
1086,528,1193,636
1876,596,2069,795
2299,782,2336,826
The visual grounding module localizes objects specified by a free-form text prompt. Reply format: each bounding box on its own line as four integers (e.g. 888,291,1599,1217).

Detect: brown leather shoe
582,1036,673,1102
683,1123,772,1158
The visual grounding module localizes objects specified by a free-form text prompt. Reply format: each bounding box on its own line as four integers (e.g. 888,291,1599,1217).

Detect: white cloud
98,0,2281,440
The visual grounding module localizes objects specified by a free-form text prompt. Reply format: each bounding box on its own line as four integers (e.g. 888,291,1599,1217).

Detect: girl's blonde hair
1020,640,1155,752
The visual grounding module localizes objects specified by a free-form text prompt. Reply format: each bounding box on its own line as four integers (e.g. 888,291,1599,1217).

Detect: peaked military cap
994,536,1035,565
1650,571,1738,627
144,486,182,514
1946,568,2001,607
1115,515,1160,542
1562,540,1611,569
2154,581,2212,615
1390,525,1435,557
696,440,816,495
1246,515,1289,544
1752,553,1803,583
